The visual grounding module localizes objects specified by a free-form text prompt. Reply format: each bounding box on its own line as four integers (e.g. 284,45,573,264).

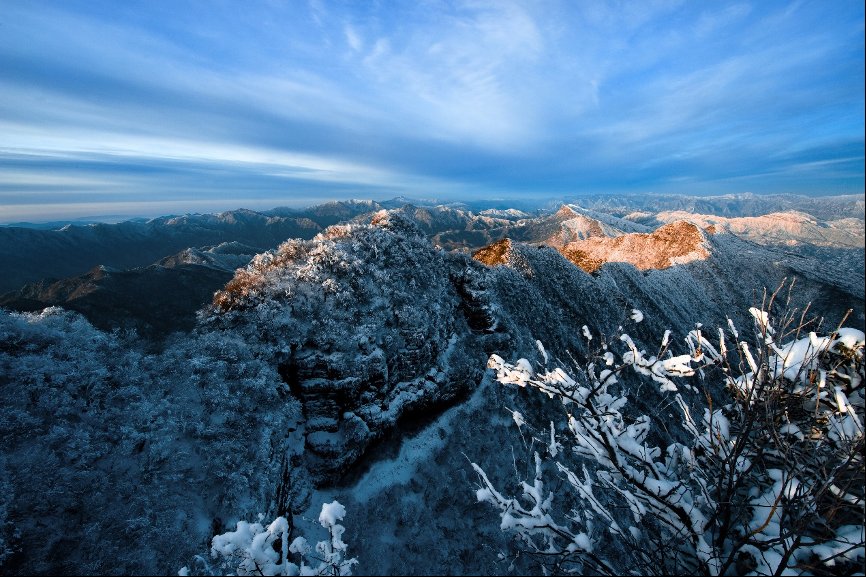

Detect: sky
1,0,864,222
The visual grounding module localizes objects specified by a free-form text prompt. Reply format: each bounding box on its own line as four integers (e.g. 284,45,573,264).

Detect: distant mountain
0,209,310,293
1,217,149,230
0,242,258,338
475,219,709,274
373,203,648,253
648,210,865,249
0,201,400,295
267,199,385,227
4,193,858,295
559,220,711,272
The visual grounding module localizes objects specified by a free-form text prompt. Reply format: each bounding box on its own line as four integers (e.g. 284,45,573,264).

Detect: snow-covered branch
473,306,864,575
183,501,358,576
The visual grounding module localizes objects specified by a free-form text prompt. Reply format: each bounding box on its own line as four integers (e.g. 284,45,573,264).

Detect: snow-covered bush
472,297,864,575
182,501,358,576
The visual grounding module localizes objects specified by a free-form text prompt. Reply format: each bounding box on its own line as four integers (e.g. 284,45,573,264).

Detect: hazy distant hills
0,201,382,294
648,210,865,249
0,242,258,337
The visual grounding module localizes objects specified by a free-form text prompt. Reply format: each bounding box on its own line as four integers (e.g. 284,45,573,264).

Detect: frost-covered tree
472,292,864,575
182,501,358,576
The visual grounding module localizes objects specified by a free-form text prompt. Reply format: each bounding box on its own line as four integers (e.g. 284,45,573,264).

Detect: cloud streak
0,0,863,221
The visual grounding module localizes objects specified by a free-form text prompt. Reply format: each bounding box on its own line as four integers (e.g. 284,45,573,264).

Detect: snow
489,354,535,386
630,309,644,323
290,536,311,556
574,532,592,551
515,358,535,376
598,368,617,384
727,317,739,339
509,409,526,428
749,306,775,334
778,423,804,441
548,421,562,457
660,354,694,376
833,327,865,351
534,340,550,365
319,501,346,528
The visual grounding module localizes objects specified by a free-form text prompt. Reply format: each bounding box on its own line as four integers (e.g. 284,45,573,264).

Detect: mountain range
0,193,863,574
2,195,862,339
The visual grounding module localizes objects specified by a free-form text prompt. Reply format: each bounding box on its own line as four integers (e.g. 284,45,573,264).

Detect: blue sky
1,0,863,221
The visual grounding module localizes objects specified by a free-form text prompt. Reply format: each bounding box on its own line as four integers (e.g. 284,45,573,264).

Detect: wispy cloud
340,0,546,149
344,24,363,52
0,0,862,221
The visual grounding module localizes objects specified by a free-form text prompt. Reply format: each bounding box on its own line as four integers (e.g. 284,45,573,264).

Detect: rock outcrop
560,220,710,273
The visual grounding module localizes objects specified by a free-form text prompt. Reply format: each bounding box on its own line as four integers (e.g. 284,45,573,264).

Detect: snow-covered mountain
648,210,865,249
0,196,863,575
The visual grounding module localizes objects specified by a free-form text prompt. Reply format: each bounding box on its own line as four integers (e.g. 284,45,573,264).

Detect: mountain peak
554,205,581,219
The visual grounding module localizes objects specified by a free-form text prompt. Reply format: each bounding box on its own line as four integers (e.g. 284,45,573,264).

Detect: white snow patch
510,409,525,428
536,340,548,364
833,327,865,351
749,307,774,334
319,500,347,527
343,376,495,500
